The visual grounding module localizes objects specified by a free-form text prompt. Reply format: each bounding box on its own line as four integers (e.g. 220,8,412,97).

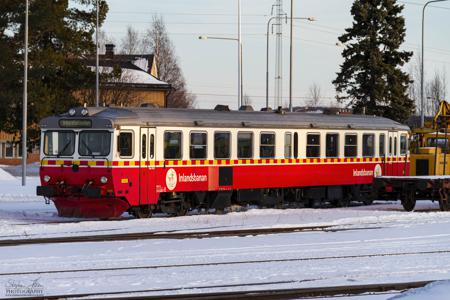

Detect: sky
100,0,450,110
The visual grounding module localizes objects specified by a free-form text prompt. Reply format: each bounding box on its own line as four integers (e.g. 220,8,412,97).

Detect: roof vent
260,107,273,112
275,106,286,114
239,105,254,111
105,43,115,58
214,105,230,112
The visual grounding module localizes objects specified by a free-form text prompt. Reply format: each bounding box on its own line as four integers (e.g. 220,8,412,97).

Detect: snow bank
0,167,16,181
0,167,41,202
390,281,450,299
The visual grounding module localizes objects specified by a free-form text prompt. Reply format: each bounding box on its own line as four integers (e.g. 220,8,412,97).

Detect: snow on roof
389,281,450,300
91,66,169,86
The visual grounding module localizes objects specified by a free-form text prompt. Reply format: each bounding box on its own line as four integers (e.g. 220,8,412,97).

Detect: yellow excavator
410,100,450,176
375,100,450,211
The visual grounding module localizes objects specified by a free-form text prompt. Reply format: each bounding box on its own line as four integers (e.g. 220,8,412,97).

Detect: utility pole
238,0,242,108
96,0,100,107
274,0,283,109
289,0,294,112
22,0,29,186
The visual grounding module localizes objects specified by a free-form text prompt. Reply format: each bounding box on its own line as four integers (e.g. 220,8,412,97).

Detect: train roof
40,106,410,131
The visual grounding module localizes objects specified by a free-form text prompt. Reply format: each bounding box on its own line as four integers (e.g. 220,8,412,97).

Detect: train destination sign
59,119,92,128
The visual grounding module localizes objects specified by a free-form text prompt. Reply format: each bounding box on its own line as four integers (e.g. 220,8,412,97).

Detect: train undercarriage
129,184,374,218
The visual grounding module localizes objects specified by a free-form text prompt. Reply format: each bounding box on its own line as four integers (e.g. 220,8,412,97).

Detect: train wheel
134,205,152,219
401,187,416,212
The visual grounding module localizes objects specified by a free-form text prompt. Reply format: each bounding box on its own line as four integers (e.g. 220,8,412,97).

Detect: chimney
105,44,115,58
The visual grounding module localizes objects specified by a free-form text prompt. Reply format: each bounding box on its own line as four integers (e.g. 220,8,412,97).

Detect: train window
400,135,408,155
394,137,398,156
389,137,393,155
118,132,133,157
345,134,357,157
190,132,207,159
326,133,339,158
362,134,375,157
164,131,182,159
150,134,154,159
214,132,231,159
260,132,275,158
379,134,386,156
44,131,75,156
294,133,299,158
238,132,253,159
141,134,147,159
284,133,292,158
79,131,112,157
306,134,320,158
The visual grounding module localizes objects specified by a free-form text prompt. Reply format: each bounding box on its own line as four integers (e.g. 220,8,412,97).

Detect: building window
284,133,292,158
164,131,182,159
379,134,385,157
260,132,275,158
238,132,253,159
326,133,339,158
306,134,320,158
5,142,14,158
118,132,133,158
190,132,207,159
214,132,231,159
345,134,357,157
363,134,375,157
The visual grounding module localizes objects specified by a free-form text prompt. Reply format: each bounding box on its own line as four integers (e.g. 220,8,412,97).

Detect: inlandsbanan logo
353,169,374,177
5,279,44,297
179,173,207,183
166,168,177,191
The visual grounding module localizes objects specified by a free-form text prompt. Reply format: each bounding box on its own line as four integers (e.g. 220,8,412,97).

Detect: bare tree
120,26,142,55
142,15,194,108
407,54,422,116
242,94,252,106
306,83,322,107
98,30,115,54
426,68,447,115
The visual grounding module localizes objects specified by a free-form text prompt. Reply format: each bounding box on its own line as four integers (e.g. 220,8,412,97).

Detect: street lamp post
199,36,242,109
22,0,29,186
266,15,315,110
421,0,448,127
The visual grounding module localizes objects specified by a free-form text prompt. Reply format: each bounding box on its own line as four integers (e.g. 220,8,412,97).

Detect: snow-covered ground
0,166,449,299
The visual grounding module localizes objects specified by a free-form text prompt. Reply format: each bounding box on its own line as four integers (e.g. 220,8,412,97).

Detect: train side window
389,137,393,155
394,137,398,156
150,134,154,159
118,132,133,158
326,133,339,158
379,134,386,157
284,133,292,158
345,134,357,157
400,135,407,155
141,134,147,159
190,132,207,159
260,132,275,158
238,132,253,159
164,131,182,159
294,133,299,158
306,134,320,158
214,132,231,159
362,134,375,157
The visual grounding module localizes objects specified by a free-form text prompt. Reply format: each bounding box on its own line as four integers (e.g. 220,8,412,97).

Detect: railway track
0,224,380,247
1,249,449,277
5,280,433,300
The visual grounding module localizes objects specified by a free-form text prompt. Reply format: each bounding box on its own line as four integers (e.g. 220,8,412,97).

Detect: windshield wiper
56,141,71,158
81,139,96,158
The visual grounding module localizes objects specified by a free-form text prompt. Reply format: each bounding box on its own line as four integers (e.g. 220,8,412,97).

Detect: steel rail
1,249,449,277
4,280,433,300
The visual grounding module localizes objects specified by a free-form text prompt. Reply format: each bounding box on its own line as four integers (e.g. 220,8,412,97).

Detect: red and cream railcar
37,106,410,218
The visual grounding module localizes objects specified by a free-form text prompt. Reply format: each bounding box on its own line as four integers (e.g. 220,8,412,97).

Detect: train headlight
100,176,108,184
68,108,76,116
44,175,51,183
81,108,89,116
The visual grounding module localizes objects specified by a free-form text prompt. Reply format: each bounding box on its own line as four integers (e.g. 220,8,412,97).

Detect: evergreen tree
333,0,414,122
0,0,108,147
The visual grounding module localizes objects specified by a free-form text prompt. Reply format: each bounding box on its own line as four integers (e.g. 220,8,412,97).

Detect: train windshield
79,131,112,157
44,131,76,157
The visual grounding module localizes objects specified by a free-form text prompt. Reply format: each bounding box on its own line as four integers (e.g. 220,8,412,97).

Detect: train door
388,131,399,176
139,128,156,205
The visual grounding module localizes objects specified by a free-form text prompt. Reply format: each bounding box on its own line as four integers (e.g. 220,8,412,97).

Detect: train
36,105,410,218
